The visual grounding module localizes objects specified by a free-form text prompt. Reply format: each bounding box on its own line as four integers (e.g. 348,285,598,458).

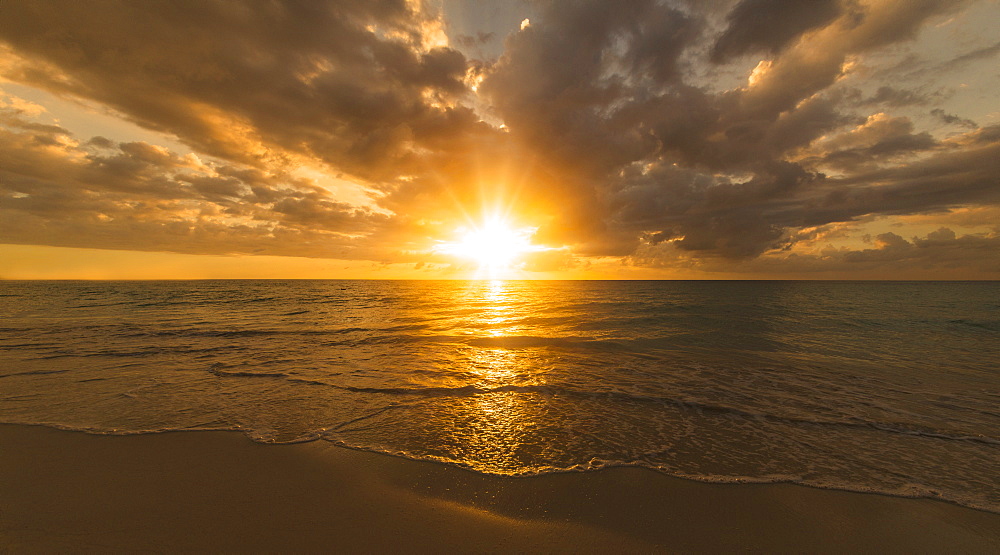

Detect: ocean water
1,280,997,511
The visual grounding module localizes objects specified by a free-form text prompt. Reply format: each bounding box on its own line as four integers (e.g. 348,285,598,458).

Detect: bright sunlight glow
437,218,542,270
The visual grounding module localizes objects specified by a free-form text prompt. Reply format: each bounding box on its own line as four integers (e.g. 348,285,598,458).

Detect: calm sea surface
1,280,997,511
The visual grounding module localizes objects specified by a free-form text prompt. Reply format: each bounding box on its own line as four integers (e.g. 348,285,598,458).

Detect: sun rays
436,215,549,277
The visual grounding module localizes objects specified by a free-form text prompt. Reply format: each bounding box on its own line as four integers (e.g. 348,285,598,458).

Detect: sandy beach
0,423,996,553
3,0,1000,547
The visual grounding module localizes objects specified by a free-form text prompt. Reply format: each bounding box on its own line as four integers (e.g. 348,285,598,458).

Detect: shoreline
1,423,998,552
5,420,996,514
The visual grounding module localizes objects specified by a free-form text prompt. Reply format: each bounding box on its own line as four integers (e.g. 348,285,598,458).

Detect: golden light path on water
439,280,546,474
1,281,997,510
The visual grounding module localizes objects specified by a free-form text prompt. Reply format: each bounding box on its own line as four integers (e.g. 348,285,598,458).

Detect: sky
1,0,998,279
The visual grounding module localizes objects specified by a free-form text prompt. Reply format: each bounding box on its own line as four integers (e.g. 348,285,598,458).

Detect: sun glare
438,218,541,271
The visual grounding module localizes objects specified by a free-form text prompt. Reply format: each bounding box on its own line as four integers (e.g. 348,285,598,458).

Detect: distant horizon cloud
0,0,998,279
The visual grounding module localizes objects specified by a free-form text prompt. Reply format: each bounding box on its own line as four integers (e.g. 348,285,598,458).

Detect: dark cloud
943,39,1000,68
777,127,1000,237
840,228,1000,271
0,0,481,181
629,227,1000,277
826,130,1000,213
855,86,938,107
799,114,939,172
930,109,978,129
455,31,496,48
733,0,966,118
814,131,938,172
607,160,825,258
481,0,967,259
0,0,996,276
710,0,842,63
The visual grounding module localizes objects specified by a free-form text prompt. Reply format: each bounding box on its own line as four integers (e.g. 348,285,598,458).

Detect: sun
438,218,540,270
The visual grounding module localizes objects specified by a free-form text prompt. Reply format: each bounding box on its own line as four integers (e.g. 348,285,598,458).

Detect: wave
213,375,998,447
1,420,994,513
208,363,288,378
65,301,133,309
949,319,1000,332
3,280,999,516
0,368,73,378
32,345,234,359
120,325,422,339
319,440,1000,513
0,342,62,349
135,300,200,307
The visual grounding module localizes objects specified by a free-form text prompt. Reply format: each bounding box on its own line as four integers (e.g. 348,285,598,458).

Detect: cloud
799,113,939,172
480,0,986,261
0,0,480,182
629,226,1000,277
734,0,967,118
822,126,1000,214
839,228,1000,272
0,106,389,259
710,0,842,64
930,108,978,129
0,0,996,277
854,86,939,107
942,38,1000,68
455,32,496,49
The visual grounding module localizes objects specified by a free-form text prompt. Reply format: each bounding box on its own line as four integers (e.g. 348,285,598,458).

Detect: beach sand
1,424,997,553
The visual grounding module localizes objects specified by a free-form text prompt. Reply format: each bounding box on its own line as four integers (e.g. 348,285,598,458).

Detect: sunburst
437,217,544,271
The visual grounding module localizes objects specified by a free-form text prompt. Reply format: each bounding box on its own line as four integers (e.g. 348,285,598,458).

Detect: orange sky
1,0,998,279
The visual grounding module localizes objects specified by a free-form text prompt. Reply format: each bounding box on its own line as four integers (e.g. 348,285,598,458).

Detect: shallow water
1,280,997,511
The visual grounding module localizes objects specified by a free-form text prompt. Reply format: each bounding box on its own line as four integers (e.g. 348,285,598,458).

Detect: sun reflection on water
468,347,520,384
435,279,548,473
431,390,550,474
480,279,517,336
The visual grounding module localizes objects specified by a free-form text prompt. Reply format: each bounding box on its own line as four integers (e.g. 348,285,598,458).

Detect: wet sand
1,424,997,553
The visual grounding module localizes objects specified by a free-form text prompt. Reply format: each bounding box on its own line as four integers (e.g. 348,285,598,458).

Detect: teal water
1,280,997,511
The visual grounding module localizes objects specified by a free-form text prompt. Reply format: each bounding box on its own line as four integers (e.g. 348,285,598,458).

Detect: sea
1,280,997,512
